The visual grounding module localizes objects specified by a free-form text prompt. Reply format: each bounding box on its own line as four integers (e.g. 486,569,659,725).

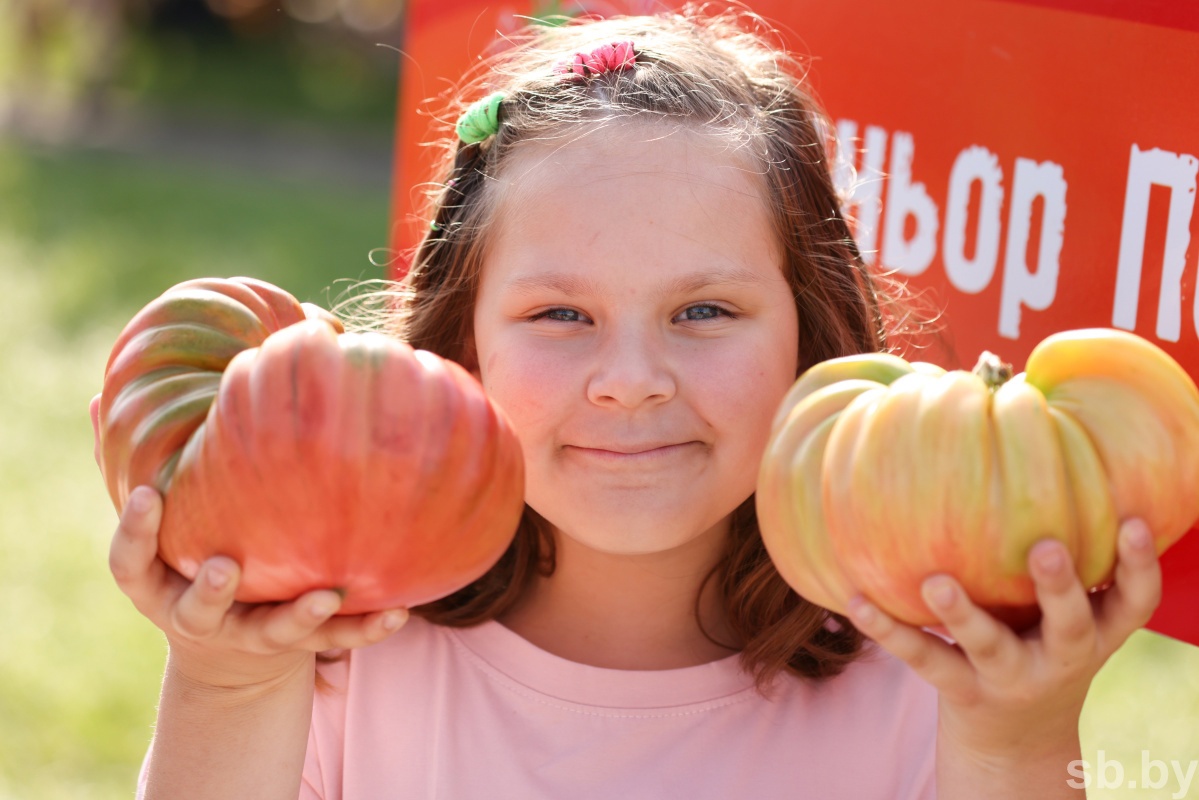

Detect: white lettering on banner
999,158,1067,339
834,119,889,265
882,131,939,276
943,145,1005,294
1113,144,1199,342
832,121,1133,342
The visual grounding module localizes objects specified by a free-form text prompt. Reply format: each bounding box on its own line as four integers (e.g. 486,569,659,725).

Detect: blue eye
681,304,730,321
528,304,737,324
533,308,584,323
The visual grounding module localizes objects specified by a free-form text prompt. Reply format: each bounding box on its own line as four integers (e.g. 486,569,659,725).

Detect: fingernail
310,596,339,618
1125,523,1153,551
848,597,876,626
928,579,957,609
206,564,230,590
381,610,408,631
128,488,149,514
1035,543,1065,574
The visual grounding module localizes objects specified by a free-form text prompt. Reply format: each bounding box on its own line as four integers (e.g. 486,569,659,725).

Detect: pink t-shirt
301,616,938,799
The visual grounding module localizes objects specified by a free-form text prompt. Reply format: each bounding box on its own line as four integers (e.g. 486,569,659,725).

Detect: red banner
390,0,1199,646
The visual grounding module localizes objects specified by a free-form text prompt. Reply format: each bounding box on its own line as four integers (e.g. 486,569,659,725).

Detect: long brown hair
343,7,918,689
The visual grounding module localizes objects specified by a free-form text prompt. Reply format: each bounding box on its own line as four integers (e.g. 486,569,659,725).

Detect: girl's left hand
845,518,1163,764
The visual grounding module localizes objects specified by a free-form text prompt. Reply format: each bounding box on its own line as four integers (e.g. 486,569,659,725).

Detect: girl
94,9,1163,799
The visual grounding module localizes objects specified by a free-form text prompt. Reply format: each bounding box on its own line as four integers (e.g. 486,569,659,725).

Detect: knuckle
170,605,216,641
954,682,984,707
940,606,968,633
313,630,344,652
108,552,136,586
1009,685,1040,706
108,544,147,588
860,617,892,644
904,644,932,672
938,602,973,627
1058,657,1092,682
301,627,343,654
1055,614,1095,645
260,621,299,651
254,633,284,654
259,614,309,652
364,621,393,645
967,636,1002,663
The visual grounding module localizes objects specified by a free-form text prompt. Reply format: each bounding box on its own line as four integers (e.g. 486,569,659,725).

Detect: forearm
142,650,316,800
936,719,1082,799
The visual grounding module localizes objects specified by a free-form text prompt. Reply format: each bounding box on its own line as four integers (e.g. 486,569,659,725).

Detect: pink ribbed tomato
98,277,525,614
757,329,1199,629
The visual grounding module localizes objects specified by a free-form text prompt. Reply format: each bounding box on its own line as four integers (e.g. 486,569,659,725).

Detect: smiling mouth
567,442,698,461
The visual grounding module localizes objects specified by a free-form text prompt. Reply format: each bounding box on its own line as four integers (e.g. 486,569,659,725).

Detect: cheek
480,344,571,441
685,336,796,438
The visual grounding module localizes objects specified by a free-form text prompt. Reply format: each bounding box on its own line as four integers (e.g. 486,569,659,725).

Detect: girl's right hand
111,485,410,691
93,395,408,692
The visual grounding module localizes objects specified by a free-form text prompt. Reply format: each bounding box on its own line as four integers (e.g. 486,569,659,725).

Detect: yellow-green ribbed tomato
757,329,1199,629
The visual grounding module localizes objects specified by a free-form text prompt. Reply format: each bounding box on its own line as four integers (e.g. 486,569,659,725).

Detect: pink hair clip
554,40,637,79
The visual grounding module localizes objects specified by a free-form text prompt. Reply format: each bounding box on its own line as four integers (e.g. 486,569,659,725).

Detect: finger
307,608,410,652
90,394,102,469
847,595,978,702
170,556,242,640
920,575,1025,686
109,486,170,602
1095,519,1162,656
1028,539,1097,675
251,590,346,651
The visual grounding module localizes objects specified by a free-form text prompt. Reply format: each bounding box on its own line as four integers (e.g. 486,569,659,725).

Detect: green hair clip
456,92,505,144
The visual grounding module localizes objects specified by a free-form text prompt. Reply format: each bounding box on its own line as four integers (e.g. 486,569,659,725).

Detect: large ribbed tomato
756,329,1199,629
98,277,525,614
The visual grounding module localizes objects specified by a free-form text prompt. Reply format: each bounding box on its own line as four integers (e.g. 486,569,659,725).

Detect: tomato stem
972,351,1014,390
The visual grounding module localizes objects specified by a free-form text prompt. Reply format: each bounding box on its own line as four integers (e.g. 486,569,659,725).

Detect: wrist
165,644,316,700
937,712,1082,799
936,690,1086,761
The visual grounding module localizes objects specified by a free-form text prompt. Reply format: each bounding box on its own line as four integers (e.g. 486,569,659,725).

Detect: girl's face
469,127,800,557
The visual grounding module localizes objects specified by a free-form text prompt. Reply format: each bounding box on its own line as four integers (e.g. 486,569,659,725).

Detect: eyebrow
502,266,771,298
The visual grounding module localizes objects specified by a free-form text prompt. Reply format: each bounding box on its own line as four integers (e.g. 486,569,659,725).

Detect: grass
0,136,1196,798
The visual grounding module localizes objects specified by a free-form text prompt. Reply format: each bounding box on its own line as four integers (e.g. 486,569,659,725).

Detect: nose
585,323,678,408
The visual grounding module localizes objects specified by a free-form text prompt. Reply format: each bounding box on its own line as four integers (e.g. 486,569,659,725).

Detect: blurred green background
0,1,1196,799
0,2,392,797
